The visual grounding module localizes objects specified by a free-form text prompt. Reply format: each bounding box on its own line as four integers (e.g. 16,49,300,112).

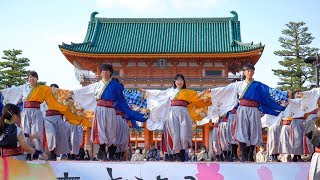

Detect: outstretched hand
138,88,146,93
144,109,150,115
203,89,211,94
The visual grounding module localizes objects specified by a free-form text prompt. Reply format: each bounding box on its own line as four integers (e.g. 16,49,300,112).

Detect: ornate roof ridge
60,41,91,48
89,11,239,23
93,17,234,23
234,41,264,48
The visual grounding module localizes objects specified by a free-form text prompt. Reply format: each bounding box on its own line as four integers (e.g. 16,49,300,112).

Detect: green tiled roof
59,11,264,54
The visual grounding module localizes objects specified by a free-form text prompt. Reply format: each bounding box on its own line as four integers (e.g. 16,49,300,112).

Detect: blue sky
0,0,319,89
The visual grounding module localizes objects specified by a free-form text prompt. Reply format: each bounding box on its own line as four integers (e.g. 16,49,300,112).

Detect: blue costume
101,80,147,129
243,81,287,116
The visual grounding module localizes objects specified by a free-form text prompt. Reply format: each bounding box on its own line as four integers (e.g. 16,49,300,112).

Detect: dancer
72,64,147,160
144,74,211,161
43,84,72,160
0,71,69,160
209,63,288,162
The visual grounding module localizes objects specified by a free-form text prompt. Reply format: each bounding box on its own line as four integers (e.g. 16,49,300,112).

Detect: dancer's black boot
215,155,221,162
223,151,229,162
231,144,239,161
97,143,107,160
108,145,117,161
49,150,57,161
180,150,186,162
240,143,248,162
248,145,255,162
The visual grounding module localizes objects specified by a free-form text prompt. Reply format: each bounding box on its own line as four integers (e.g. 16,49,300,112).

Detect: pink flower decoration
257,166,273,180
195,163,224,180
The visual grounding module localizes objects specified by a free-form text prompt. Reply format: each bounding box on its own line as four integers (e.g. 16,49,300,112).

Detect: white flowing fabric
72,80,106,111
309,153,320,180
301,88,320,113
209,81,247,120
282,99,305,119
1,84,31,104
261,114,282,128
196,117,211,126
145,88,179,131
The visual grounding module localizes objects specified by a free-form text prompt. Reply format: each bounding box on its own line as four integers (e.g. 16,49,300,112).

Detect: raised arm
301,88,320,113
259,84,287,112
1,85,24,104
40,86,68,112
145,89,170,98
208,83,240,118
73,83,100,110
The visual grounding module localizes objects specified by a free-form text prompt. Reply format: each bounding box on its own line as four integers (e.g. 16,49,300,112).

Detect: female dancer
144,74,211,161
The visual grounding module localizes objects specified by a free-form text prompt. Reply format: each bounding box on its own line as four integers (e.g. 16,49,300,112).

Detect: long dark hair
173,74,186,89
0,103,20,135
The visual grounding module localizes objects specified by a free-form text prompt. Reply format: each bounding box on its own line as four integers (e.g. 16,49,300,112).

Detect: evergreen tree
0,49,30,89
272,21,318,91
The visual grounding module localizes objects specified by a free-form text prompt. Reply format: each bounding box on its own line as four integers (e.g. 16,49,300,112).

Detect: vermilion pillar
202,124,210,149
144,125,153,149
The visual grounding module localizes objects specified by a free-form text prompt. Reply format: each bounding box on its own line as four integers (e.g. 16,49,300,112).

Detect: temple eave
60,48,264,60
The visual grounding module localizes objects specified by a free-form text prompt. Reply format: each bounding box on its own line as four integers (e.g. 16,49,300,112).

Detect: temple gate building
59,11,264,153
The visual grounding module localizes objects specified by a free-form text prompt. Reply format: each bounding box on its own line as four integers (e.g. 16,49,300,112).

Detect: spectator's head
259,144,266,152
150,143,155,149
200,146,206,153
135,149,140,154
0,103,21,134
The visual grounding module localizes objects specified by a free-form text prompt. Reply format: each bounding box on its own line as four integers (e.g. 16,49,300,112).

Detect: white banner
49,161,310,180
